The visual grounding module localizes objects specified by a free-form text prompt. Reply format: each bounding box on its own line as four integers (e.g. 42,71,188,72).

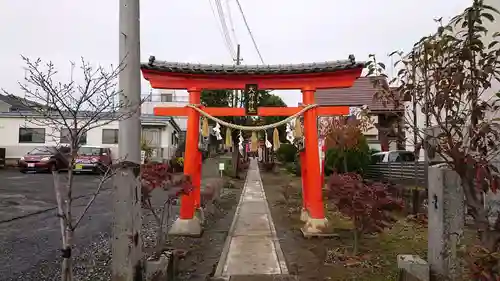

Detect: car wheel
20,169,26,174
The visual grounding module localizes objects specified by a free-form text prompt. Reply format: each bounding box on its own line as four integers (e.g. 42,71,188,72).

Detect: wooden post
299,151,309,222
169,88,202,236
194,151,202,208
301,87,327,234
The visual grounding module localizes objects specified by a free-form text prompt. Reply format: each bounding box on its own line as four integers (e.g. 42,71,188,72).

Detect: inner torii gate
141,57,364,236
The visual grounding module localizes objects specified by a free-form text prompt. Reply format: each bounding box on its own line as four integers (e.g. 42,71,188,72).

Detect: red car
18,147,59,173
73,146,112,174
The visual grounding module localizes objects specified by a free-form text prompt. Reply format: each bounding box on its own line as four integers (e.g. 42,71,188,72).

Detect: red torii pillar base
301,88,328,237
169,88,203,237
299,151,310,222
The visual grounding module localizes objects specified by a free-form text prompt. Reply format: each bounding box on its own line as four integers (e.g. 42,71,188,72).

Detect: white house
404,0,500,160
0,112,181,162
142,89,189,130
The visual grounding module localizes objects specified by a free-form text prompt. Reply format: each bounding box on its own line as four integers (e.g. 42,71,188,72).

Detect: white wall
0,116,179,160
405,0,500,160
141,101,188,130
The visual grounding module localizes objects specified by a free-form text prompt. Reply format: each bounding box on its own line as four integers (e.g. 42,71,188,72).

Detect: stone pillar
428,167,464,280
169,88,202,236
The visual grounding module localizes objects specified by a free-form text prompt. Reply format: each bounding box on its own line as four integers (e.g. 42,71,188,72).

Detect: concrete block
168,217,202,237
397,255,429,281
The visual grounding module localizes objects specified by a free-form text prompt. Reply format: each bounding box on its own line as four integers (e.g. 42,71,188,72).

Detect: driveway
0,156,226,280
0,170,116,280
0,170,108,223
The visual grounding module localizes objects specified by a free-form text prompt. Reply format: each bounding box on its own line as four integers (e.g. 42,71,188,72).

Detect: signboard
218,162,225,177
244,84,259,115
140,150,146,164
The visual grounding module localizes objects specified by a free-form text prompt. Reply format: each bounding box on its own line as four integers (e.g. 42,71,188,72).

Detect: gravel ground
5,183,242,281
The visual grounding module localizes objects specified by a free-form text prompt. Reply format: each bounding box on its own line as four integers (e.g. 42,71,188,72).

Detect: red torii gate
141,57,364,236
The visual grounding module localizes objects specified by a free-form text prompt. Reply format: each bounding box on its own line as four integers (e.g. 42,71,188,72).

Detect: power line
235,0,265,64
208,0,235,59
214,0,236,58
225,0,239,46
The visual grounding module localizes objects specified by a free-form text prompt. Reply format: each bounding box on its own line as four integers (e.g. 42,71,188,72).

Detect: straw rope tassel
273,128,280,151
201,117,209,138
294,117,303,138
251,131,258,152
225,128,232,149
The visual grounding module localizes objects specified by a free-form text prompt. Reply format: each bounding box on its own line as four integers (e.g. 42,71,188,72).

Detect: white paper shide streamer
213,123,222,140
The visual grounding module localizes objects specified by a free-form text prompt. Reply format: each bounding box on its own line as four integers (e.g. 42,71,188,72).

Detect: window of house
171,132,179,145
160,93,173,102
60,128,87,144
19,128,46,143
102,129,119,144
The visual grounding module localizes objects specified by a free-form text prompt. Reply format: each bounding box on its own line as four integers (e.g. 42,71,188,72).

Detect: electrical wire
214,0,236,58
225,0,239,46
208,0,235,59
234,0,265,64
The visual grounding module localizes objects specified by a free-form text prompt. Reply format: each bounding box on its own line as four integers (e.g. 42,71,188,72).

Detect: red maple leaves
140,163,194,206
327,173,404,234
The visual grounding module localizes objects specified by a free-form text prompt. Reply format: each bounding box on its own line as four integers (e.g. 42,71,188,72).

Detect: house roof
0,111,178,128
0,94,48,111
142,55,365,75
315,77,403,112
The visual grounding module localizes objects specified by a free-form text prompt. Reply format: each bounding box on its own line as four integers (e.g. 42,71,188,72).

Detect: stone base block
168,217,202,237
144,251,176,281
397,255,429,281
301,218,337,238
299,208,310,222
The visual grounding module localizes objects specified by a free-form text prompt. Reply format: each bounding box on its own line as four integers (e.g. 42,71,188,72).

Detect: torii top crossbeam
141,56,364,90
141,56,365,117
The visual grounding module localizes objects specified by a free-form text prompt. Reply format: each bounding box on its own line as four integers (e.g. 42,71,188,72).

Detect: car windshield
389,151,416,162
78,147,101,156
371,154,385,164
28,147,55,155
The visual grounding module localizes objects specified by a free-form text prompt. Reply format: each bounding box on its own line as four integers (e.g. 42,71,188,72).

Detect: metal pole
112,0,142,280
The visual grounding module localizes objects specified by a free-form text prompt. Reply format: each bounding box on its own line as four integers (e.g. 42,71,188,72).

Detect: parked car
73,146,112,174
371,150,416,164
18,147,59,173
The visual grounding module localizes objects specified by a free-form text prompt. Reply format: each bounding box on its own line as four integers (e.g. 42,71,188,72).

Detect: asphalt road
0,170,117,280
0,157,224,280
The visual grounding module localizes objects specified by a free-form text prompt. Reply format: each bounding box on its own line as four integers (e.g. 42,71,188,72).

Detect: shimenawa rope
186,103,318,131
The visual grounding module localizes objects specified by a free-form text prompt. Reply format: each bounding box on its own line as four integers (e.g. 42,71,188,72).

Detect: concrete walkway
214,158,289,279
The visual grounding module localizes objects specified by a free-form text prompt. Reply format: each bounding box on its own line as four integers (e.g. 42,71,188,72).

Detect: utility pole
232,44,242,176
112,0,142,280
233,44,242,106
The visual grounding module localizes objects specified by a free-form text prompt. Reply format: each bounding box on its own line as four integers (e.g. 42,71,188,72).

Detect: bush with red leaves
141,163,193,207
327,173,404,253
140,163,195,257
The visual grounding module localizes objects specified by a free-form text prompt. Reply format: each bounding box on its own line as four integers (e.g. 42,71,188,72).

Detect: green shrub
222,159,233,177
324,135,371,176
276,143,298,163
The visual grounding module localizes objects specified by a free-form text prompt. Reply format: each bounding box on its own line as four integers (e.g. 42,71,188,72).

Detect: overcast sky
1,0,472,106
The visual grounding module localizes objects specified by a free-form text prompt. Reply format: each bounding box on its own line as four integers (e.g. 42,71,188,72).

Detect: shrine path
212,158,298,280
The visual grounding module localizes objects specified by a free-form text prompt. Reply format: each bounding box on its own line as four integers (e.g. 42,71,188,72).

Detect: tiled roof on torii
142,55,365,75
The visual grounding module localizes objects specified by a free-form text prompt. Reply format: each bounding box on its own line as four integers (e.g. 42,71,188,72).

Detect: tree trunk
460,173,500,253
342,152,348,173
53,171,73,281
61,229,74,281
232,140,240,179
353,223,360,255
